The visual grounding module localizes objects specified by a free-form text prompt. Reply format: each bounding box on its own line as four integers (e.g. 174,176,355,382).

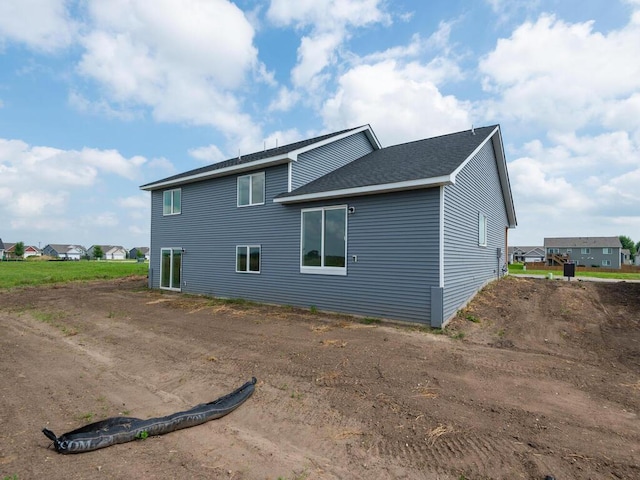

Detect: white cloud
77,0,261,140
322,60,471,145
84,212,119,228
117,194,149,210
0,0,77,52
479,12,640,131
268,86,301,112
0,138,148,242
188,145,227,164
267,0,391,91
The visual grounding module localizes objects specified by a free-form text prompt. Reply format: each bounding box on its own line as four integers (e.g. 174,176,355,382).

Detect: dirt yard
0,275,638,479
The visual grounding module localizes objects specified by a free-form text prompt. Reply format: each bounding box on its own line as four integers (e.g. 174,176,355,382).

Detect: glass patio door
160,248,182,290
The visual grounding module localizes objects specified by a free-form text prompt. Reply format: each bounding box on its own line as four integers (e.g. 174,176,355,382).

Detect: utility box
563,262,575,279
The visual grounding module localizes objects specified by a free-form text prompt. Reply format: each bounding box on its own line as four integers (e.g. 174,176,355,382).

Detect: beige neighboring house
88,245,128,260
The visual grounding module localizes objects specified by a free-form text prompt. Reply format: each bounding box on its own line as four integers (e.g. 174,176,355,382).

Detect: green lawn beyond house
0,260,149,289
508,263,640,281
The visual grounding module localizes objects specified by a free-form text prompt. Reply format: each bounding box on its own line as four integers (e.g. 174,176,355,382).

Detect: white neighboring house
89,245,128,260
509,246,545,263
43,244,86,260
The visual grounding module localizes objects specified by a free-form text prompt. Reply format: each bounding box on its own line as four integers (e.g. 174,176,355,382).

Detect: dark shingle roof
277,125,498,198
140,126,364,189
544,237,622,248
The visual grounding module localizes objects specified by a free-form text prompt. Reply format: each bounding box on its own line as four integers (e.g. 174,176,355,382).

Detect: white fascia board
491,129,517,228
288,125,380,161
449,126,500,183
448,125,517,228
140,154,292,191
274,175,452,204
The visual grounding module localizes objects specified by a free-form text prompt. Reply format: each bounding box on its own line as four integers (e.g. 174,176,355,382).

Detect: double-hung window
602,248,612,254
163,189,181,215
602,259,611,266
478,213,488,247
581,248,590,254
237,172,265,206
236,246,261,273
301,206,347,275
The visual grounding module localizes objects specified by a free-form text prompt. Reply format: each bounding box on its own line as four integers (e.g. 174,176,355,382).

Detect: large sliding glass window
160,248,182,290
301,206,347,275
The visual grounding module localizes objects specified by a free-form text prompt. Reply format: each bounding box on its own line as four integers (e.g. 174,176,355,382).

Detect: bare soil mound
1,276,638,479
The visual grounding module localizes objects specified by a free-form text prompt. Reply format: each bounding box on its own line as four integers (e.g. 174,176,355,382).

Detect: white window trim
478,212,488,247
236,245,261,273
601,259,611,266
602,247,612,254
300,205,347,276
581,248,590,254
237,172,265,207
163,188,181,216
159,247,182,291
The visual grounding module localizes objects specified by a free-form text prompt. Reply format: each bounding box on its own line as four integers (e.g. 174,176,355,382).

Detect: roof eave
140,154,292,191
273,176,453,204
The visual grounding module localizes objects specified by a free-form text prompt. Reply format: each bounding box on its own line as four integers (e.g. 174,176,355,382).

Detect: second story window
237,172,265,207
163,189,181,215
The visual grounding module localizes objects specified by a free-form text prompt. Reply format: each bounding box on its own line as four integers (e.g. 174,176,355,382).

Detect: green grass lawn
508,263,640,281
0,260,149,289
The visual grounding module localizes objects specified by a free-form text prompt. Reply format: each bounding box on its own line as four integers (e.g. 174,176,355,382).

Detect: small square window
237,172,265,207
163,189,181,215
236,245,260,273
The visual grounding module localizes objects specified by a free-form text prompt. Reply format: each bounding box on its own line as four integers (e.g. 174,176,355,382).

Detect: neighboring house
141,124,517,327
544,237,623,268
88,245,127,260
5,244,42,259
508,246,545,263
129,247,150,260
0,238,5,260
621,249,633,265
3,243,15,259
43,244,86,260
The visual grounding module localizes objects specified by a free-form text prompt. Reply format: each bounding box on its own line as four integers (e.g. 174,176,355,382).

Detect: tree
14,241,25,259
93,245,104,260
619,235,636,262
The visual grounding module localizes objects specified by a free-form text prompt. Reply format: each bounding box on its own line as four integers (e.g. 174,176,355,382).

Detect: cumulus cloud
0,138,148,241
479,12,640,131
76,0,262,141
0,0,77,52
267,0,391,94
322,60,471,145
188,144,227,164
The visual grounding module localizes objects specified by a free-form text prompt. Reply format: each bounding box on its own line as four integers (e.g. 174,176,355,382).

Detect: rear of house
141,125,516,327
544,237,622,268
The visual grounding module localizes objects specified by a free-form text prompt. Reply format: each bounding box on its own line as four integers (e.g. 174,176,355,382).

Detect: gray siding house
141,125,516,327
544,237,623,268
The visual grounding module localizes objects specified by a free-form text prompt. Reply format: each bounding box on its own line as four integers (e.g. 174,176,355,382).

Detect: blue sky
1,0,639,250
